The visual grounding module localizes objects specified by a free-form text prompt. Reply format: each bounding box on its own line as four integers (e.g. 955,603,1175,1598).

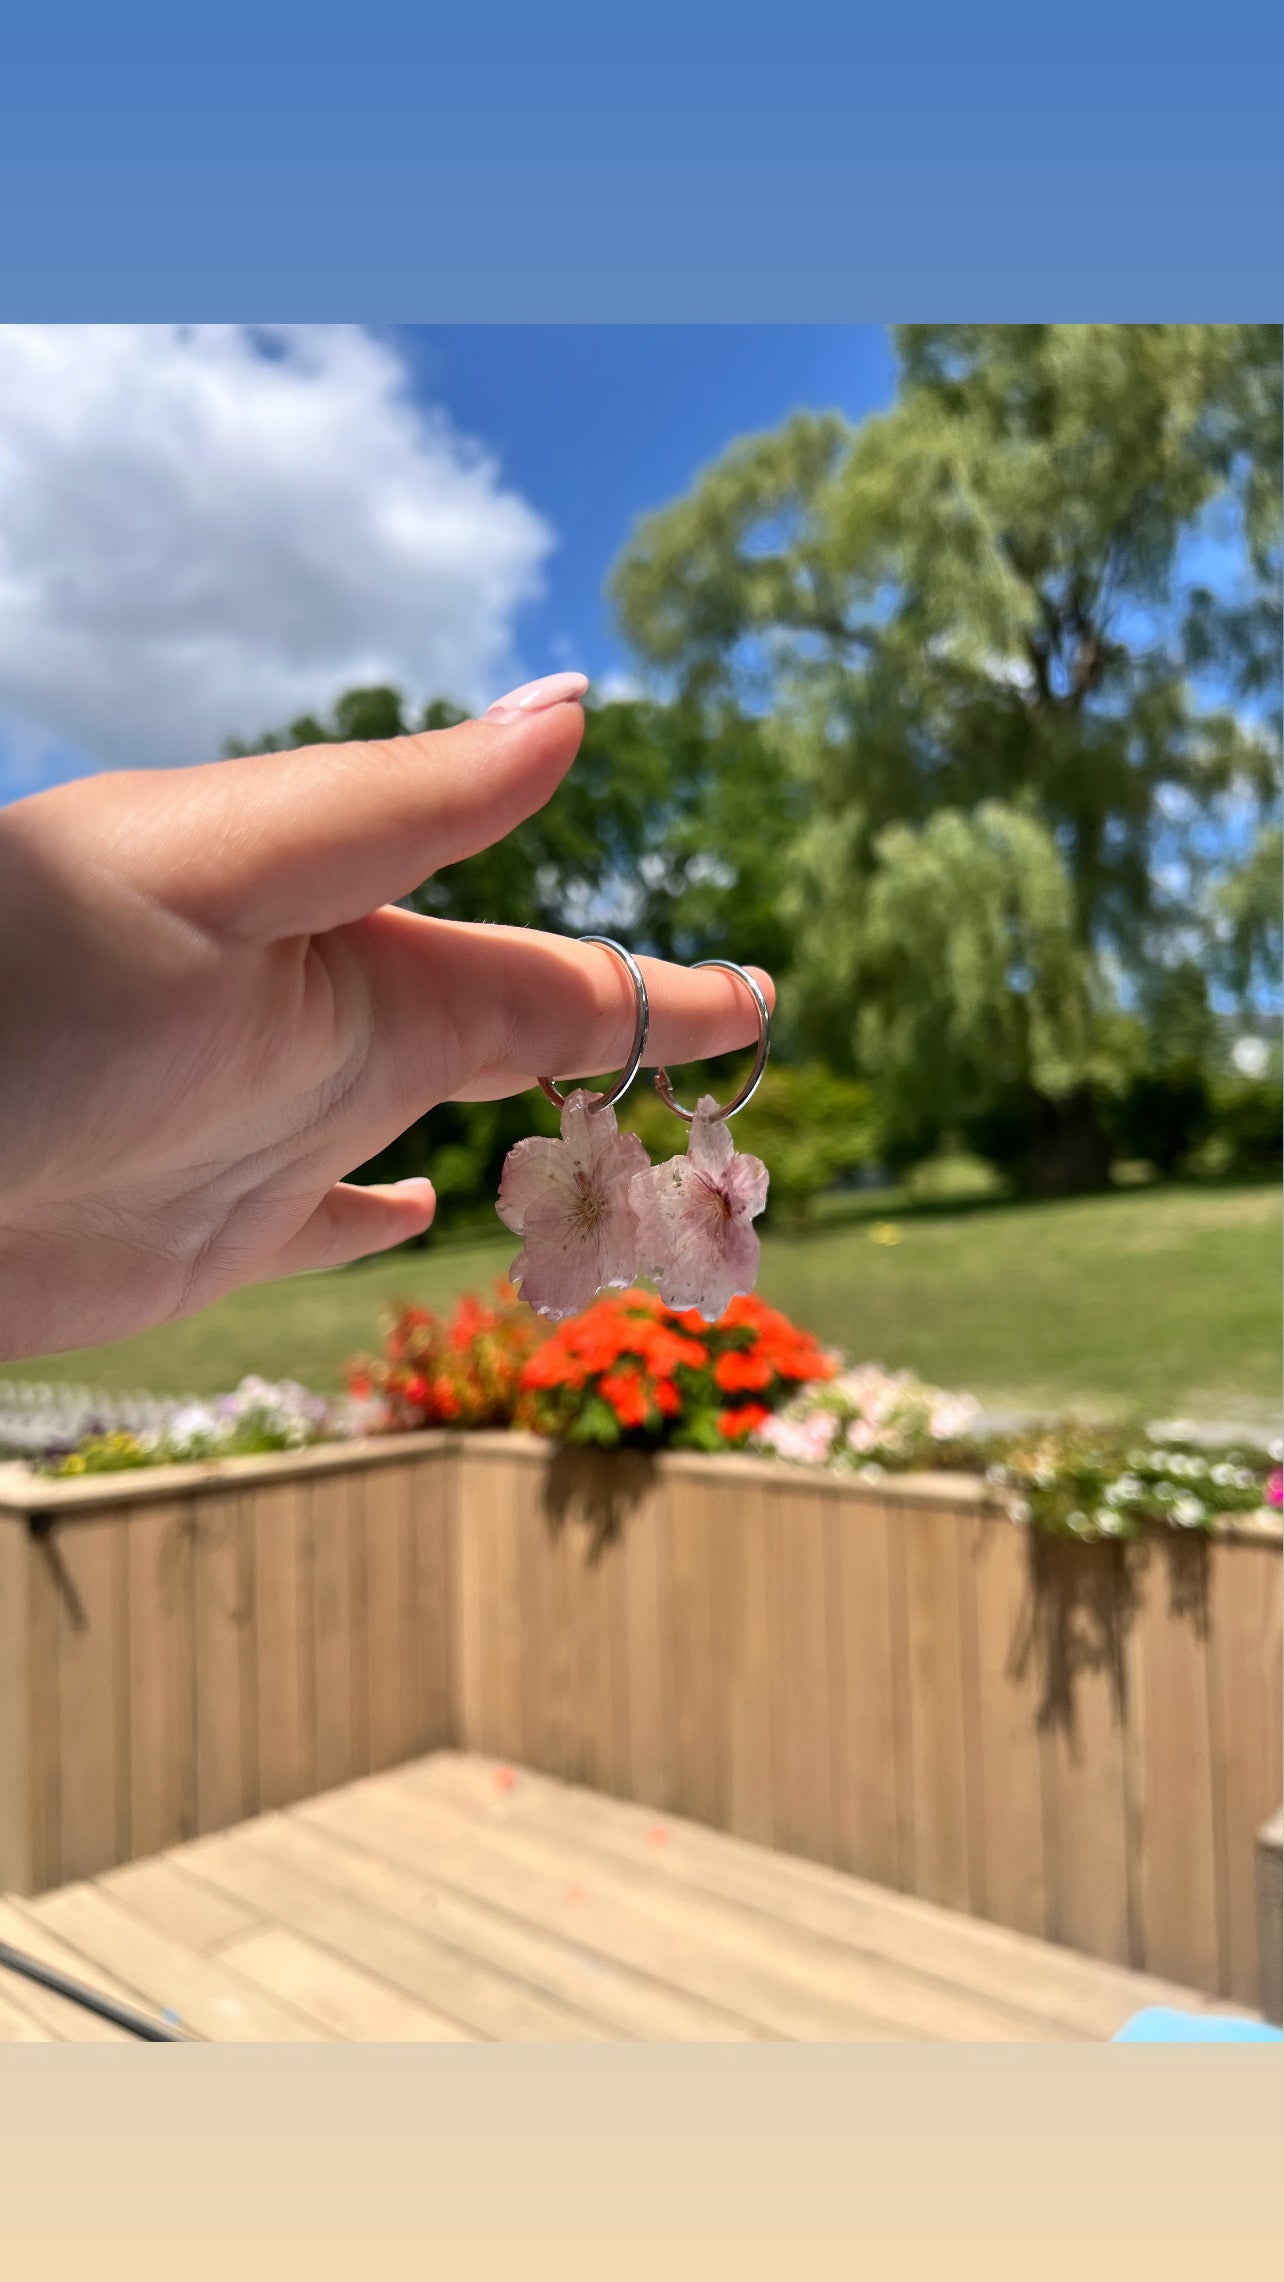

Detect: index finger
354,911,776,1112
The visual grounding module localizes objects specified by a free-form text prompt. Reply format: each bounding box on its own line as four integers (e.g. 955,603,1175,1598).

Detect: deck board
7,1748,1252,2043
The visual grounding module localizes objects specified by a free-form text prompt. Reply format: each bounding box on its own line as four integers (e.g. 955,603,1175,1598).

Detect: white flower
846,1418,881,1454
929,1394,981,1440
1106,1474,1143,1505
165,1402,222,1452
1171,1492,1207,1528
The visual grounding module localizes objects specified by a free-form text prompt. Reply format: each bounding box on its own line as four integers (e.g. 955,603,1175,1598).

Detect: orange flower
599,1369,651,1430
716,1403,770,1440
652,1377,681,1417
714,1349,774,1393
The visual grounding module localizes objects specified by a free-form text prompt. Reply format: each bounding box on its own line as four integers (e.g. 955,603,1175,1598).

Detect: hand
0,674,773,1360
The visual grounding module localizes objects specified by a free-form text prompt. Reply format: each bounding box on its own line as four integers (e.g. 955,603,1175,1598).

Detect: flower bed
5,1283,1279,1536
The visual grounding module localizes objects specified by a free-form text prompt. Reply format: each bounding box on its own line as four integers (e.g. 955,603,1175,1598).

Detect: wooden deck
0,1751,1250,2044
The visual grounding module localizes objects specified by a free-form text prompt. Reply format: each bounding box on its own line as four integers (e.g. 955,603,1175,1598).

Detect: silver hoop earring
630,959,772,1322
538,935,650,1112
652,959,771,1123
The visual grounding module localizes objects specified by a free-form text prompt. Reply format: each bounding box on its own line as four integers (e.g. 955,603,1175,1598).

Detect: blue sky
395,325,897,698
0,324,896,801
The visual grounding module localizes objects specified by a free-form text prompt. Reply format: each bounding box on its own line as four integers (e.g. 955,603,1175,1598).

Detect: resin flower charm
496,1089,650,1321
630,1095,769,1322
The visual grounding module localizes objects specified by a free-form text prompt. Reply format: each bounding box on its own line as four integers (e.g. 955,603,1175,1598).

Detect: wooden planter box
1,1433,1279,2009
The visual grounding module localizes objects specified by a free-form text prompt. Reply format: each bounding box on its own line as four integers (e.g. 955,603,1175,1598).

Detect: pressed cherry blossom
496,1089,650,1321
630,1094,768,1322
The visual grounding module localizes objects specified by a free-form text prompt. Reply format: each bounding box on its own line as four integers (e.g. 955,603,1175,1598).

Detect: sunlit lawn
3,1180,1278,1428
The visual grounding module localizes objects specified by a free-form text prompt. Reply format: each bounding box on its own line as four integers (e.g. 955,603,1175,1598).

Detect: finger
253,1177,436,1281
353,912,776,1109
50,675,589,942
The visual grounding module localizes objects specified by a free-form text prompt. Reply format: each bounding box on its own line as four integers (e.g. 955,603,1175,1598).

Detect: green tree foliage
613,324,1283,1190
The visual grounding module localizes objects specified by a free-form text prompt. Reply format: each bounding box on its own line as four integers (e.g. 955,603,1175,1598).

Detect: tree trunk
1023,1086,1113,1197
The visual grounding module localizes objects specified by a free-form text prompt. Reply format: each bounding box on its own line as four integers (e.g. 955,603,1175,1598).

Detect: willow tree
613,324,1282,1189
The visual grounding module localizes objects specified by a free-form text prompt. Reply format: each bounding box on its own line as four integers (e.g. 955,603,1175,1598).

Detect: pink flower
496,1090,650,1321
754,1411,839,1465
630,1095,769,1322
1267,1468,1283,1510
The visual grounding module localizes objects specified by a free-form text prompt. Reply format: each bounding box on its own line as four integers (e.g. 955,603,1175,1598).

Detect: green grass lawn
2,1180,1278,1428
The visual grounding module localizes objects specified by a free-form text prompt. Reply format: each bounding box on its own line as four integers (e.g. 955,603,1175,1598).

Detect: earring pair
496,935,771,1323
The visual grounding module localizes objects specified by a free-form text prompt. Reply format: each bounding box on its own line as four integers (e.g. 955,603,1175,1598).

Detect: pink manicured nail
483,670,588,723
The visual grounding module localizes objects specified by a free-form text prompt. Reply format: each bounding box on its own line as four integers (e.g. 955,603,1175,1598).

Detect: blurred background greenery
9,325,1280,1421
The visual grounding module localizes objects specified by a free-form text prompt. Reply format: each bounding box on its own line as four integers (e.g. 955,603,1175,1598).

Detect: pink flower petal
722,1150,769,1217
630,1102,769,1321
496,1136,580,1235
496,1089,649,1320
686,1095,736,1178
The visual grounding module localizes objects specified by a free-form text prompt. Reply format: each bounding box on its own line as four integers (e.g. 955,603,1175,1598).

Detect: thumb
252,1177,437,1281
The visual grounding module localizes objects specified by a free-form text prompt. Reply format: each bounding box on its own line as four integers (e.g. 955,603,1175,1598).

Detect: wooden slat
191,1488,255,1836
527,1469,575,1782
886,1509,916,1891
487,1457,530,1769
339,1768,1051,2042
307,1777,876,2041
405,1457,452,1754
417,1753,1225,2039
968,1517,1048,1938
901,1503,972,1911
362,1457,410,1773
0,1521,33,1894
619,1466,669,1811
1037,1549,1132,1966
23,1880,322,2041
176,1818,607,2042
1131,1540,1220,1992
217,1924,472,2042
563,1475,624,1800
127,1499,196,1861
769,1484,837,1866
100,1854,263,1952
53,1515,129,1882
715,1480,775,1849
831,1493,898,1889
309,1471,359,1794
664,1470,722,1831
253,1479,314,1812
0,1892,153,2018
233,1808,753,2044
1206,1538,1284,2005
450,1450,491,1755
0,1961,133,2041
0,1984,55,2040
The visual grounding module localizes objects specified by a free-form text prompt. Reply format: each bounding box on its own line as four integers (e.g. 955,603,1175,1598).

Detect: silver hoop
538,936,650,1113
653,959,771,1124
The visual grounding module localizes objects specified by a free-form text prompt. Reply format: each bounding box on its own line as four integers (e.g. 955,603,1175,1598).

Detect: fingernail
483,671,588,723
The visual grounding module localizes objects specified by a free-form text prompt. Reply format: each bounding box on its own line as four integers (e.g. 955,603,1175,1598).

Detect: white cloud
0,325,554,777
